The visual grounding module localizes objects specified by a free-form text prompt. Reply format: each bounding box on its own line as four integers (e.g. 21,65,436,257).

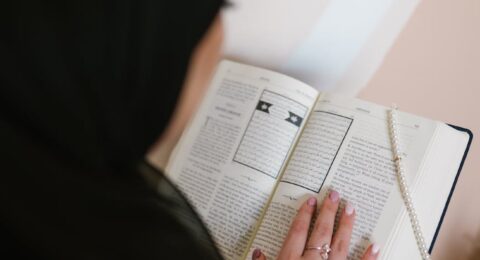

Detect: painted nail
372,243,380,255
252,248,262,259
329,190,339,203
345,203,355,215
307,197,317,207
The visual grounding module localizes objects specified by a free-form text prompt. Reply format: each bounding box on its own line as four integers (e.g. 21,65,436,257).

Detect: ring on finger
305,243,331,259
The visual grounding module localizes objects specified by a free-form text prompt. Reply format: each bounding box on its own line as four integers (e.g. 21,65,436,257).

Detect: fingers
278,196,317,259
303,190,340,258
276,190,379,260
329,203,355,260
252,248,267,260
361,243,380,260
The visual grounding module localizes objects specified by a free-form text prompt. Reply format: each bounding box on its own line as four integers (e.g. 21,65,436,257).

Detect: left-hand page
154,60,318,259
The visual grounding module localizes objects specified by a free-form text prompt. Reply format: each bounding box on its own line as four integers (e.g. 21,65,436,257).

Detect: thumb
361,243,380,260
252,248,267,260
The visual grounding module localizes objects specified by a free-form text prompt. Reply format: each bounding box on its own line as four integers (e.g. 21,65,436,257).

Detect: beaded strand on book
388,105,431,260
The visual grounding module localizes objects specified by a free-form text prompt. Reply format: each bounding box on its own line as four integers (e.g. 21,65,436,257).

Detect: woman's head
1,0,224,172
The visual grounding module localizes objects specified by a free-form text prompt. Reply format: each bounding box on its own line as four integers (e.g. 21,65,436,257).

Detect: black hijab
0,0,224,259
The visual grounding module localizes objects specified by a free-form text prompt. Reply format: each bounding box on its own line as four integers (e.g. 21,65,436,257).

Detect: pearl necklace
388,105,431,260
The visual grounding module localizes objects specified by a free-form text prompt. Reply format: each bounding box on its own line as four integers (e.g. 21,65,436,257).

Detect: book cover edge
428,124,474,253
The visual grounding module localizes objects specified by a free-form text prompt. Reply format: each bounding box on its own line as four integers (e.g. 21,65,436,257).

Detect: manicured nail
329,190,339,203
307,197,317,207
372,243,380,255
252,248,262,259
345,202,355,215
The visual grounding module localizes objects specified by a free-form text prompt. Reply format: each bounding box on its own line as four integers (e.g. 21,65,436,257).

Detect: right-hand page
249,93,465,259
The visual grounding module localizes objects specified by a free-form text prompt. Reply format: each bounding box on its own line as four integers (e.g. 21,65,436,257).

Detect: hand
252,191,380,260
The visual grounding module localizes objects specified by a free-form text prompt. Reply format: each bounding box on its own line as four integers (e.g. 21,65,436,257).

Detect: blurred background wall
360,1,480,259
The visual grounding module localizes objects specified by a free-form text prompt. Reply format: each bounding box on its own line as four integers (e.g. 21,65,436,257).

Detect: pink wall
359,0,480,259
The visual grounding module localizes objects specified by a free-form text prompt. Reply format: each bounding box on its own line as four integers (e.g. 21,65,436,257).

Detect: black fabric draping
0,0,224,259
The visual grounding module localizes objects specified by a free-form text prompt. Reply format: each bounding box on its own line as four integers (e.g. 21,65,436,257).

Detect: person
0,0,379,259
253,191,379,260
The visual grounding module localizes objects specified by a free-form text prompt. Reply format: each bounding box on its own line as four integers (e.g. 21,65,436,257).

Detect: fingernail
307,197,317,207
329,190,339,203
345,202,355,215
372,243,380,255
252,248,262,259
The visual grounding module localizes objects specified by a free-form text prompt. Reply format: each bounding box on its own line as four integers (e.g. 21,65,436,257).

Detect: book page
383,123,470,259
248,93,439,259
162,60,318,260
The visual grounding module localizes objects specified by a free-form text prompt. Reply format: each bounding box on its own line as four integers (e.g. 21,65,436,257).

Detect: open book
151,60,472,259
